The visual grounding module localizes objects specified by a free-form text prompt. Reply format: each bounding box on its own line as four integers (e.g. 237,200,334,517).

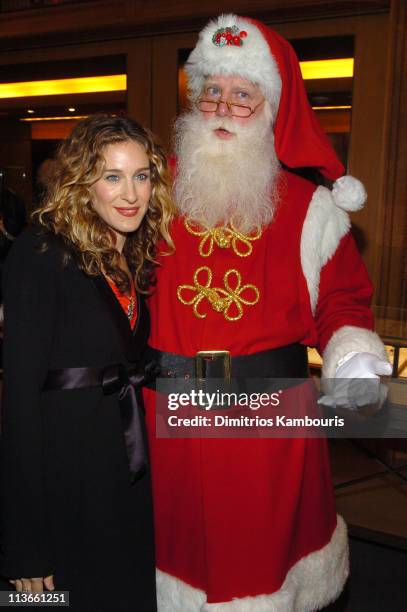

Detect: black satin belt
43,362,158,483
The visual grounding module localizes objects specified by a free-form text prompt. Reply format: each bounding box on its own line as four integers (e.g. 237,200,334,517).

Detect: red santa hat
185,13,366,211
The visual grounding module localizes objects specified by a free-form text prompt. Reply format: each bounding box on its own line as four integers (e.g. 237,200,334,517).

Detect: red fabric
145,394,337,602
168,155,178,179
315,233,374,353
106,277,137,329
246,17,345,181
149,173,315,357
144,170,372,602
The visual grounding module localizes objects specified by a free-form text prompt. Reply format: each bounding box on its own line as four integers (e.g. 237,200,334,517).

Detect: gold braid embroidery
184,219,262,257
177,266,260,321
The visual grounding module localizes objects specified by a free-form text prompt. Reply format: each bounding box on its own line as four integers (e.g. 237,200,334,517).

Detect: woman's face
90,140,152,252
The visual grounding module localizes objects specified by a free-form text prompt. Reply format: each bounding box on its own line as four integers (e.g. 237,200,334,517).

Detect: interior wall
376,0,407,327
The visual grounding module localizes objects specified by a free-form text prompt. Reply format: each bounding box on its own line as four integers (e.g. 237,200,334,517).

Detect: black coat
0,228,156,612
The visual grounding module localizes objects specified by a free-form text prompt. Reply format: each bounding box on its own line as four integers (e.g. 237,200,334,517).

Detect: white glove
319,351,392,410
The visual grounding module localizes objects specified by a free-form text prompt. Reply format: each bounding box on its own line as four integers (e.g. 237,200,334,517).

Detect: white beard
174,104,280,233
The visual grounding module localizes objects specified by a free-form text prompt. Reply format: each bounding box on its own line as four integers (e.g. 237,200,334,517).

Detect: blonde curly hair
33,113,175,293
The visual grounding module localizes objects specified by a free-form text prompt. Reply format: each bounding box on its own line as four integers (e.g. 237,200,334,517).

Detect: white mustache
204,117,244,134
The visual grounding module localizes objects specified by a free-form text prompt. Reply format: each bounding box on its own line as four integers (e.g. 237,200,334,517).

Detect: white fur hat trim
331,175,367,211
185,13,282,111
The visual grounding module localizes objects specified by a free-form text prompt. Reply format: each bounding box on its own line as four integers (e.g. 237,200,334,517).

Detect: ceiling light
312,105,352,110
300,58,354,80
21,115,89,122
0,75,126,99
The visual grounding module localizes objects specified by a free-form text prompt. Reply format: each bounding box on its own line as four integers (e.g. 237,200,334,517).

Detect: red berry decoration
212,25,246,48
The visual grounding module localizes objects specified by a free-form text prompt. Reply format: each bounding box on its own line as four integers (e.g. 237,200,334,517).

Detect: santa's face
198,75,265,139
174,74,280,233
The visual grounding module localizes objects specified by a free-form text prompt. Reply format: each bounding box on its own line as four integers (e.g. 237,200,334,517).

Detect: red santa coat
144,170,381,611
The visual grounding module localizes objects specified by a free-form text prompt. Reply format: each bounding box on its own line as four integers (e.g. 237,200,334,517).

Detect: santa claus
143,13,391,611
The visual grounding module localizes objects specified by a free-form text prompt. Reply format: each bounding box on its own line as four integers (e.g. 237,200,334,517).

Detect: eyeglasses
196,98,265,118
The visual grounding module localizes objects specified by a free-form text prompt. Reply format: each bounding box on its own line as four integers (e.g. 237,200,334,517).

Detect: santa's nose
216,101,230,117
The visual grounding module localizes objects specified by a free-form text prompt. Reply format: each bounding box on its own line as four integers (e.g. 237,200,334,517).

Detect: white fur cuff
322,325,388,378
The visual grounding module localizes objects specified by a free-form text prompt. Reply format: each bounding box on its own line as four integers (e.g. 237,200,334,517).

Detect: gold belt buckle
195,350,231,382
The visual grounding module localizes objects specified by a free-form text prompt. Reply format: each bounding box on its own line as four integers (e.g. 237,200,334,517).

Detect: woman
0,114,174,611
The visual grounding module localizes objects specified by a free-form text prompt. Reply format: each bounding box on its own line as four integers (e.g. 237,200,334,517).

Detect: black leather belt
145,343,309,380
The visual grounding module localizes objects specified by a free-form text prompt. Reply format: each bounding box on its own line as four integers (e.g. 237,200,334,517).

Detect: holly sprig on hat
212,26,248,47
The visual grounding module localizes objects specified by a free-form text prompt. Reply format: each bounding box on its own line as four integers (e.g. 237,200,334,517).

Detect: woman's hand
10,575,54,593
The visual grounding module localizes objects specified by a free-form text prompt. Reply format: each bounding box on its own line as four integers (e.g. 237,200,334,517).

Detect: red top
106,277,137,329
